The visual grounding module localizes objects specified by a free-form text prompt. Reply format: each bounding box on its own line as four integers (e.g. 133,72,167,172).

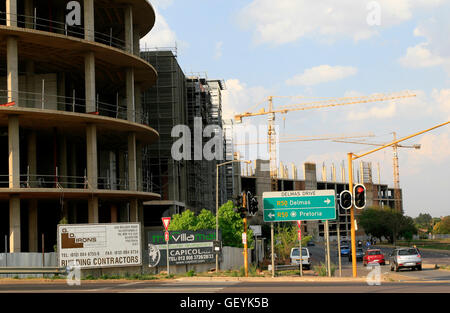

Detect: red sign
164,231,170,242
162,217,171,231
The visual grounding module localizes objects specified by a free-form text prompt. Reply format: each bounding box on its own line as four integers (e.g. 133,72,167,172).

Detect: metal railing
0,171,157,194
0,89,149,125
0,11,127,51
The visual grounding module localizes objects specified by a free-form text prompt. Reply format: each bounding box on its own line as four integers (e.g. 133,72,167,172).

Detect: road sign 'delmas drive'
263,190,336,222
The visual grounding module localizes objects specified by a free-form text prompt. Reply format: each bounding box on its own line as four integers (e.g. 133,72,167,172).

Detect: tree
168,201,253,247
433,216,450,234
358,207,417,244
274,223,312,261
414,213,433,232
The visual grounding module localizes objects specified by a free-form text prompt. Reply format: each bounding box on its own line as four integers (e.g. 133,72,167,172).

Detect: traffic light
246,192,258,216
233,194,243,211
353,184,366,209
339,190,352,210
250,195,259,216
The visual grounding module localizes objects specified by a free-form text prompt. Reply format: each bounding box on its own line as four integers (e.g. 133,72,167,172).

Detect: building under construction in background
141,50,232,226
241,159,403,240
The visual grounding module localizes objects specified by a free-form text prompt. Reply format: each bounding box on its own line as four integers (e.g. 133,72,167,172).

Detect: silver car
389,247,422,272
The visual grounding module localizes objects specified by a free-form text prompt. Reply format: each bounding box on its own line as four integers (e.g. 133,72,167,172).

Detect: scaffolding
141,50,187,205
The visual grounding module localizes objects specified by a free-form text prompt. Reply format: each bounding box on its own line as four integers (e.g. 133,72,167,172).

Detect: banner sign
146,230,220,267
57,223,141,269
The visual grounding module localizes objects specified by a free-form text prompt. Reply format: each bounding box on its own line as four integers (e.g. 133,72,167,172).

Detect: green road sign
263,190,336,222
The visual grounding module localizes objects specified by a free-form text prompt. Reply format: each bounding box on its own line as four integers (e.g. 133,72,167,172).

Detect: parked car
363,249,385,266
340,245,350,256
389,247,422,272
290,247,311,270
348,247,364,262
307,240,315,247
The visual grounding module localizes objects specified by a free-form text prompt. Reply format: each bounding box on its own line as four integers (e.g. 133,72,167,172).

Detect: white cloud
399,11,450,73
399,42,445,68
286,65,358,86
221,79,272,120
432,89,450,119
238,0,446,45
140,11,177,49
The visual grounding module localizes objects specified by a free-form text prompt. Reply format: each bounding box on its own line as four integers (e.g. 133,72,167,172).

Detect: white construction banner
57,223,141,269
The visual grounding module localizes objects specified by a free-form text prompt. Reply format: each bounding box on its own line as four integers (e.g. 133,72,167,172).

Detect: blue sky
142,0,450,219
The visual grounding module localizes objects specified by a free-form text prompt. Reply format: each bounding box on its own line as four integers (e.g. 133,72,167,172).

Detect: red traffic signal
353,184,366,209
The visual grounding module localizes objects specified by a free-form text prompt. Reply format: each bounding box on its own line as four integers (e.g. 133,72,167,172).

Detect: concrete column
86,124,97,189
126,68,135,122
129,199,138,222
84,0,95,41
24,0,34,28
128,132,137,191
134,83,142,124
27,130,37,187
9,115,20,188
133,25,140,57
88,197,98,223
28,199,38,252
7,36,19,106
85,52,96,112
124,5,134,54
6,0,17,27
9,195,20,252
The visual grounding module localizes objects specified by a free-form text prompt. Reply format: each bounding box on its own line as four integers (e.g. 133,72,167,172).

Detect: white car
290,247,311,270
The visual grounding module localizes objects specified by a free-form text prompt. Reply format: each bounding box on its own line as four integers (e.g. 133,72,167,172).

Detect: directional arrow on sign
268,213,275,219
324,198,331,205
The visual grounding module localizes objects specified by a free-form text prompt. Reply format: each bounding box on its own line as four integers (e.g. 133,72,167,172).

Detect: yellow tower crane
234,92,416,191
333,132,421,211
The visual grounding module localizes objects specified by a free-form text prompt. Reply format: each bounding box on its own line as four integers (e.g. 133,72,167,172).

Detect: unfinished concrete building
0,0,160,252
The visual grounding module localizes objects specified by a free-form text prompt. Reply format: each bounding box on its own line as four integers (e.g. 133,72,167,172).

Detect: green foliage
414,213,432,229
273,223,311,261
168,210,197,231
313,262,336,277
433,216,450,234
358,207,417,244
186,270,196,277
168,201,253,248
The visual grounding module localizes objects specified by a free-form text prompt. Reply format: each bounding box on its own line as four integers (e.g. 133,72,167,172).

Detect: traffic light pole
348,152,358,278
347,120,450,278
242,192,249,277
